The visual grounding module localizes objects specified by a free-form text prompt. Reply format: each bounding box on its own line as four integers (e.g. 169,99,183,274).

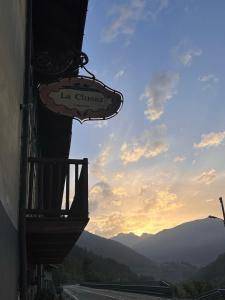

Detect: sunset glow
70,0,225,237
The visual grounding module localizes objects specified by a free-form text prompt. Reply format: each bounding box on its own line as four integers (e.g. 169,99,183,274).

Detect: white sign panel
39,77,123,122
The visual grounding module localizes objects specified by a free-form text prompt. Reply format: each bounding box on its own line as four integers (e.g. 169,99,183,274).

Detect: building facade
0,1,89,299
0,1,26,299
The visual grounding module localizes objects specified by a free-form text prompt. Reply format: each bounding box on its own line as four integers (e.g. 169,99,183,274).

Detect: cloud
91,146,111,179
90,181,113,199
89,180,125,215
86,158,225,237
139,185,181,213
198,74,219,90
102,0,169,43
113,172,125,181
112,186,128,197
120,125,168,164
114,69,125,79
198,74,218,83
173,42,202,66
148,0,169,21
94,120,108,128
89,181,113,212
194,131,225,149
142,72,179,121
178,49,202,66
195,169,217,185
206,198,215,203
88,213,126,237
87,184,181,237
86,167,189,237
156,190,178,209
174,155,186,163
102,0,146,43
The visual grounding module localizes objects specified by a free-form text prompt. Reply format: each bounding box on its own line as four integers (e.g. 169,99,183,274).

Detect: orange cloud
174,155,186,163
91,146,111,180
120,125,169,164
194,131,225,148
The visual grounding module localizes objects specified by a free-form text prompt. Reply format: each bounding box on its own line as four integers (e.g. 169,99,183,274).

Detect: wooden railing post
57,162,62,210
38,162,44,209
48,163,53,209
66,164,70,211
75,163,79,196
28,161,34,209
82,158,88,216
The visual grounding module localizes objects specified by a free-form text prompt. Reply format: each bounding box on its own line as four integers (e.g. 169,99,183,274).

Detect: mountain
159,261,197,283
76,231,157,277
75,231,197,282
194,252,225,285
133,218,225,266
53,246,143,284
111,232,152,248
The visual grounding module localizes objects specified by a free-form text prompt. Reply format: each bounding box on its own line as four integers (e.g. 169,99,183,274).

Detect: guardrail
196,289,225,300
80,282,173,298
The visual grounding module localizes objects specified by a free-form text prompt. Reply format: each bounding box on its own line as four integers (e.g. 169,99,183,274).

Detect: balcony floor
26,216,89,264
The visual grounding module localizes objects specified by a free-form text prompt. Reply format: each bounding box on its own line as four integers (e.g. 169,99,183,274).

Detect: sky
69,0,225,237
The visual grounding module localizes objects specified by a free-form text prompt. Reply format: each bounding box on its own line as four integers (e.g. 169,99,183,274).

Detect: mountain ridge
132,218,225,266
76,230,158,277
111,232,152,248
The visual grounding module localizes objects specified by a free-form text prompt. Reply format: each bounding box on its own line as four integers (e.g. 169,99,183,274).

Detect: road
63,285,171,300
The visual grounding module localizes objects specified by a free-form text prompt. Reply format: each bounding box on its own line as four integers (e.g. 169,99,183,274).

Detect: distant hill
111,232,152,248
194,252,225,285
53,245,144,284
75,231,198,282
76,231,157,277
133,218,225,266
159,261,197,283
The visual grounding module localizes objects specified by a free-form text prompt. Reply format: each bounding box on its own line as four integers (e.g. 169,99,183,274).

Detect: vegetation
194,252,225,286
158,261,197,282
76,231,199,281
174,280,214,298
173,252,225,298
52,234,225,297
77,231,158,277
53,246,152,286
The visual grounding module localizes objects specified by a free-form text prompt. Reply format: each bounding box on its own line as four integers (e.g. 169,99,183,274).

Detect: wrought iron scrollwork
33,49,89,76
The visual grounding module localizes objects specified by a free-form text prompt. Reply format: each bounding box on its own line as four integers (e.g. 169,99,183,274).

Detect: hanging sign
39,77,123,123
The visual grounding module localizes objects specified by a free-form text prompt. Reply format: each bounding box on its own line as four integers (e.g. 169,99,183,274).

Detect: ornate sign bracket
38,51,124,123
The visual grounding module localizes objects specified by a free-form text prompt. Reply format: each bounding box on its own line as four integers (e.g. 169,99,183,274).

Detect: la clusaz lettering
60,90,106,103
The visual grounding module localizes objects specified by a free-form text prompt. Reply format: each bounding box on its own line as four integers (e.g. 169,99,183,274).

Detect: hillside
76,231,157,277
75,231,198,282
111,232,152,248
53,245,146,284
133,218,225,266
194,252,225,285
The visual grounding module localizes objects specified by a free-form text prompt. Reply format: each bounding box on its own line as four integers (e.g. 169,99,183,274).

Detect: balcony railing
25,157,89,264
26,157,88,218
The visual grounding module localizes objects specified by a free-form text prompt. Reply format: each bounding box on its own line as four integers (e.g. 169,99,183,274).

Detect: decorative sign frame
39,76,123,123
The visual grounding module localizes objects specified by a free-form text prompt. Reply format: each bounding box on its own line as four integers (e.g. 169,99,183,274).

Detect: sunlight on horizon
70,0,225,238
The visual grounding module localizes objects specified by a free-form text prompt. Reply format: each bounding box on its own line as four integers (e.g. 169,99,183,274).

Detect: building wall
0,0,26,299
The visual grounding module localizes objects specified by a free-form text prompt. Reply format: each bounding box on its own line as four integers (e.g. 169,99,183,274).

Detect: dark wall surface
0,0,26,299
0,200,18,300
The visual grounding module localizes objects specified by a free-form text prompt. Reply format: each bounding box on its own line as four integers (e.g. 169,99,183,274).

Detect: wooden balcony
26,157,89,264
